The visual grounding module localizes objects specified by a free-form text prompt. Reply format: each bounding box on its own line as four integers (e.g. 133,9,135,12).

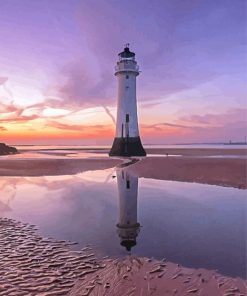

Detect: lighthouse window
126,75,129,79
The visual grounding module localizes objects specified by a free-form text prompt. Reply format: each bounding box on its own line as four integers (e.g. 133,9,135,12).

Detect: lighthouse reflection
116,168,140,252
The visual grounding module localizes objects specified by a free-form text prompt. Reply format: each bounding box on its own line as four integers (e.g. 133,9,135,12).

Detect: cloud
140,101,162,109
0,101,39,124
0,99,78,125
47,121,84,131
180,108,247,126
74,0,244,103
0,77,8,85
141,122,202,132
48,64,105,106
35,0,245,125
0,77,13,99
101,106,115,124
44,1,211,116
47,120,109,132
0,126,7,131
39,0,239,131
140,108,247,143
44,59,116,123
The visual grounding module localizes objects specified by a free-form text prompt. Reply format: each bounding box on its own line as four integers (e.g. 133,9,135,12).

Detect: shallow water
0,150,109,159
0,168,246,279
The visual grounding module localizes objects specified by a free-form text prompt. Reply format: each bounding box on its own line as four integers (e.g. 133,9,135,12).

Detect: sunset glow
0,0,246,145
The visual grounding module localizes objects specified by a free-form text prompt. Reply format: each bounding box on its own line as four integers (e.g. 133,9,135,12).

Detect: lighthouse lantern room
109,44,146,156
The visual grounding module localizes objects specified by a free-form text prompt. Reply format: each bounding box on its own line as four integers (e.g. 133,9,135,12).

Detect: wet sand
128,157,247,189
1,218,246,296
0,149,246,188
0,158,122,177
145,147,247,156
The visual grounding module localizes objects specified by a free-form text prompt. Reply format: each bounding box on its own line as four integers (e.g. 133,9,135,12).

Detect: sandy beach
0,217,246,296
128,156,247,189
0,147,246,295
69,256,246,296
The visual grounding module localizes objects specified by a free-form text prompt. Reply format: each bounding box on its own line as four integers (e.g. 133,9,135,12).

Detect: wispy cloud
140,108,247,143
180,108,247,126
101,106,115,124
0,100,75,124
47,120,110,132
140,101,162,109
0,77,13,99
0,126,7,131
141,122,202,131
47,121,84,131
44,59,115,123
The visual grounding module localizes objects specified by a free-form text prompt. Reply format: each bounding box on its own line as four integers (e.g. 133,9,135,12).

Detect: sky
0,0,246,145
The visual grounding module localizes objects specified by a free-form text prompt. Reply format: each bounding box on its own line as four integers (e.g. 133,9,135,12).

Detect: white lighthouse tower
116,168,140,251
109,44,146,156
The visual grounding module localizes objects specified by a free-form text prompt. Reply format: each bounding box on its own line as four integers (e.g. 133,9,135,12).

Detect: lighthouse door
125,114,130,138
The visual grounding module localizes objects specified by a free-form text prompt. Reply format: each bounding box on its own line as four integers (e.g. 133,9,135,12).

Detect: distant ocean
15,144,247,150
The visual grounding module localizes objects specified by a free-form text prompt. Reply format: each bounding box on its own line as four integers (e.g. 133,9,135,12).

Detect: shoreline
145,147,247,156
0,149,246,189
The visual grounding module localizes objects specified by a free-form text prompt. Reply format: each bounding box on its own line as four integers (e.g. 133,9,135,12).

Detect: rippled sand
69,257,246,296
1,218,246,296
0,218,103,296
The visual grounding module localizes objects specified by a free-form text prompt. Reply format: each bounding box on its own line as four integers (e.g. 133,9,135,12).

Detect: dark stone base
109,137,146,157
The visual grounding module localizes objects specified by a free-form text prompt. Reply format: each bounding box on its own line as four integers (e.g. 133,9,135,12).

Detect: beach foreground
0,218,246,296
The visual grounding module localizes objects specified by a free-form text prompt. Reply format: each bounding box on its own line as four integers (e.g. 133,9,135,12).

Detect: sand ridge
0,218,104,296
69,255,247,296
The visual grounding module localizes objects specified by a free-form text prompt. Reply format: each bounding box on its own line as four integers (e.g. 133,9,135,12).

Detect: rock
0,143,18,155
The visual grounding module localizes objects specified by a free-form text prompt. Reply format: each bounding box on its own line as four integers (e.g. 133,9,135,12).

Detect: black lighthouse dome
119,44,135,58
121,239,137,252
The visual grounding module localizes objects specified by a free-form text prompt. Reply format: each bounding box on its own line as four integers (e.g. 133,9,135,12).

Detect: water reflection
0,169,246,278
116,168,140,251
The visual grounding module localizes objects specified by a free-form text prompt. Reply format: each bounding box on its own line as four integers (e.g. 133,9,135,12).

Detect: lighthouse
116,168,140,251
109,45,146,156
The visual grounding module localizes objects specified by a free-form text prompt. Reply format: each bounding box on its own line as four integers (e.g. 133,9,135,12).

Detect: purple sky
0,0,246,144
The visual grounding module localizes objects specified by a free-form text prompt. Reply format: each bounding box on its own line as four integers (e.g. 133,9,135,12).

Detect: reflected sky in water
0,169,246,278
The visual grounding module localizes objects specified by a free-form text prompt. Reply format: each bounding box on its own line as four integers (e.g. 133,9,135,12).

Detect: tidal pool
0,168,246,279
